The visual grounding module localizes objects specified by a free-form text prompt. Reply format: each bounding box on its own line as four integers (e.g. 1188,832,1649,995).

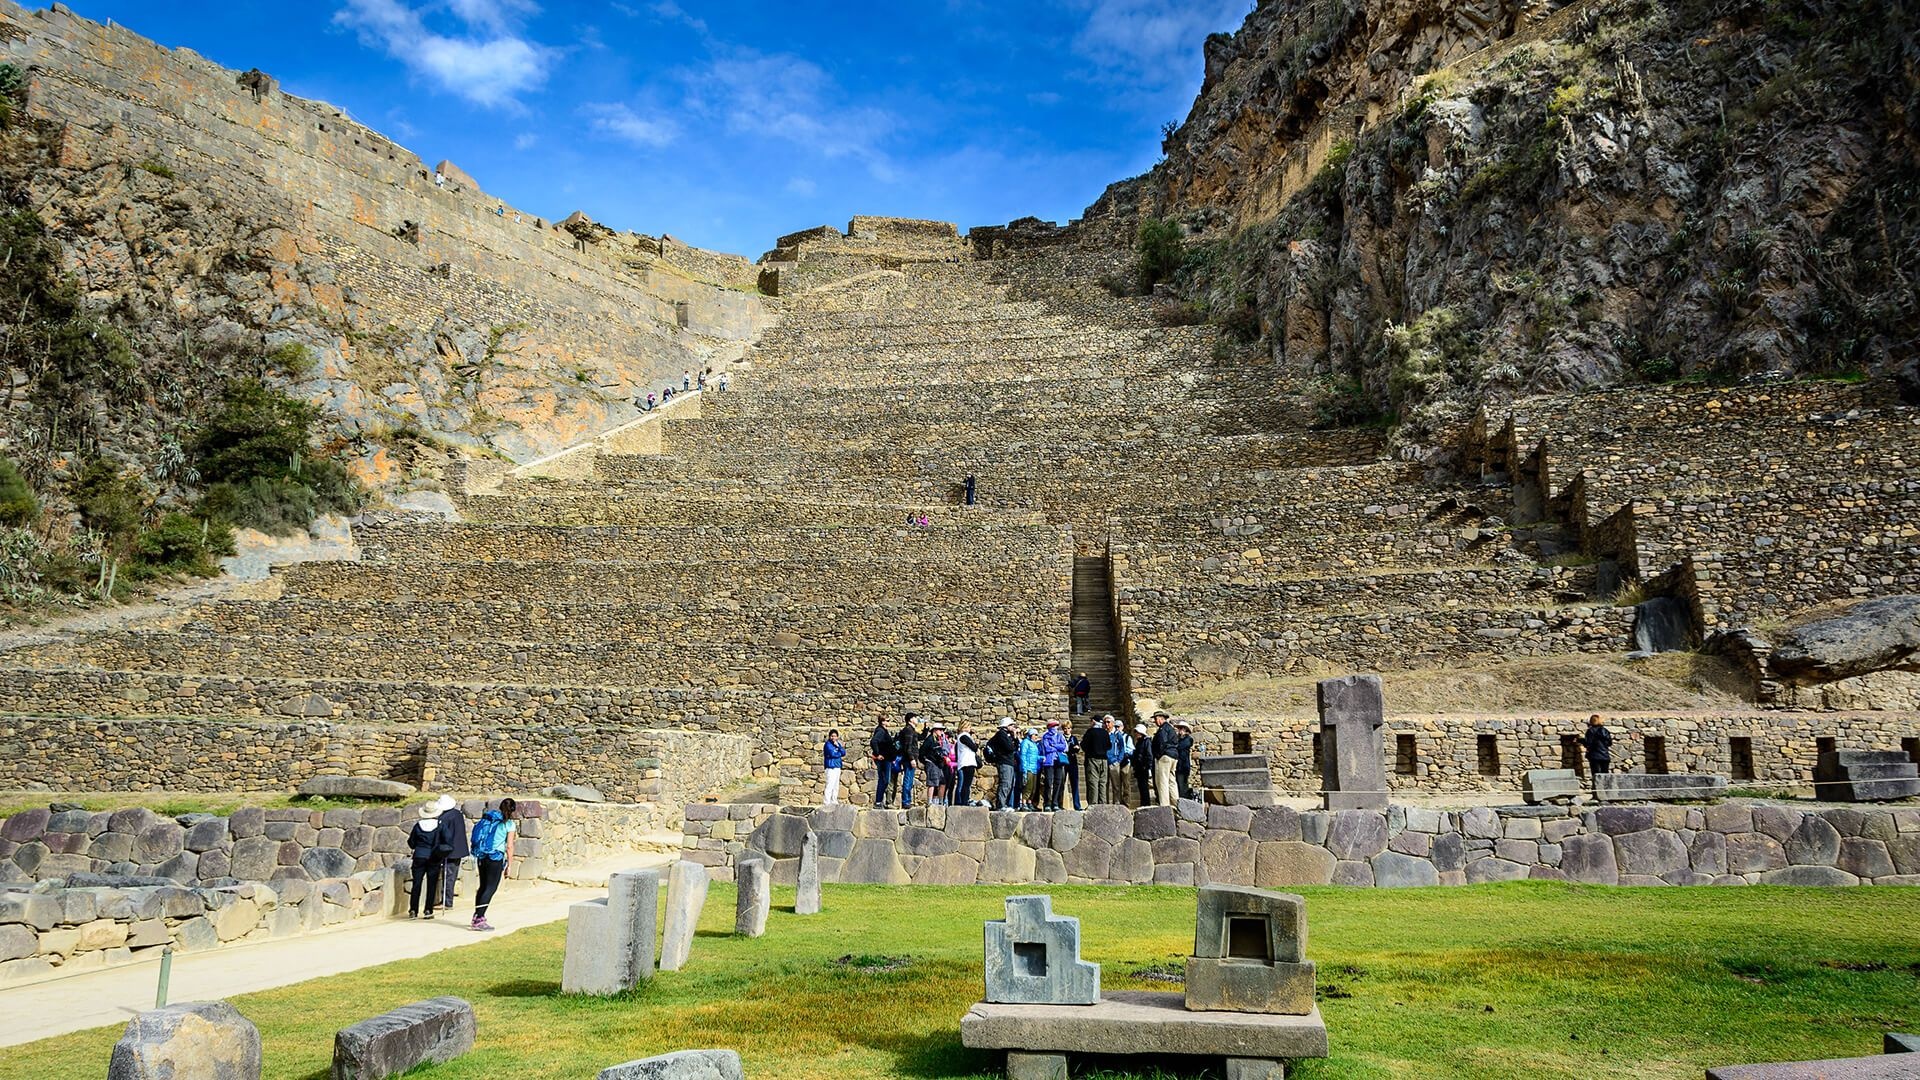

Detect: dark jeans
873,757,894,807
1073,696,1088,715
996,763,1019,809
957,765,976,805
474,857,506,919
1589,757,1611,775
1044,763,1066,810
410,858,443,916
441,857,461,908
897,761,916,808
1134,764,1152,806
1067,760,1082,810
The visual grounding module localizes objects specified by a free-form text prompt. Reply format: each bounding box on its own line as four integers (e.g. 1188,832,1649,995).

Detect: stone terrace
2,220,1913,802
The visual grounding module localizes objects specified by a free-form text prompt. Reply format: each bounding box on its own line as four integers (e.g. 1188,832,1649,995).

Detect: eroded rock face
1770,596,1920,685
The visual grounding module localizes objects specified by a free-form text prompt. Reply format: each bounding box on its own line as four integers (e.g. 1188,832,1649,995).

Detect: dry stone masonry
696,800,1920,889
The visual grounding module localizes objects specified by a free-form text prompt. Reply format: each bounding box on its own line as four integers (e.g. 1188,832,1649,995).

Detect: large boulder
1769,596,1920,684
108,1001,261,1080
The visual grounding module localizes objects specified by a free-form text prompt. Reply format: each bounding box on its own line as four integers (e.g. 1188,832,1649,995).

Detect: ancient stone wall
683,799,1920,888
0,0,769,466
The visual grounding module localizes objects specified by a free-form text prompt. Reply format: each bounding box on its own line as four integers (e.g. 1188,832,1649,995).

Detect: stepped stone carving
563,868,660,995
983,896,1099,1005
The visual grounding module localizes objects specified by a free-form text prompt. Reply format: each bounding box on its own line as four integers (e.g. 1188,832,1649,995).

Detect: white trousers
823,767,842,806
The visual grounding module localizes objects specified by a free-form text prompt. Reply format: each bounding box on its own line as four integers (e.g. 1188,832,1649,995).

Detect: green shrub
194,378,324,486
32,548,93,595
266,341,316,378
69,459,148,545
0,457,37,527
1136,218,1184,289
137,158,175,179
128,512,229,580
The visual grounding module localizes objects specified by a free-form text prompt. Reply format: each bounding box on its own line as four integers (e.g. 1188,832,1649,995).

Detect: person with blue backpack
468,798,517,932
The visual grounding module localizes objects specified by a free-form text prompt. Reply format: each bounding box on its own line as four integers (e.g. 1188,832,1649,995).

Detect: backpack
471,813,509,860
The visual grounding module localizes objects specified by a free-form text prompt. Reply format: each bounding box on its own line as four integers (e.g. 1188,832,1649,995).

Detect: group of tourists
636,368,728,412
834,709,1197,811
404,795,519,930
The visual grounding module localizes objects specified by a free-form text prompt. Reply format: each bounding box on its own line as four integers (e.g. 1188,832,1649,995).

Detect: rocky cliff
0,0,769,501
1074,0,1918,453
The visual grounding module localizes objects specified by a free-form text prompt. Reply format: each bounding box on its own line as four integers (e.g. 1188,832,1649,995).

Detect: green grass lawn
8,882,1919,1080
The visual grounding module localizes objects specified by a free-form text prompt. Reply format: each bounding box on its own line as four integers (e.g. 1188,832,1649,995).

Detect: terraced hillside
1,219,1914,801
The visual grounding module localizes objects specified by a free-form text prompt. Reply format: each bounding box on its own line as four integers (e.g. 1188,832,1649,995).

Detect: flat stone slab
298,776,416,800
961,991,1328,1060
1707,1055,1920,1078
1522,769,1580,804
332,996,475,1080
597,1048,744,1079
1593,773,1728,802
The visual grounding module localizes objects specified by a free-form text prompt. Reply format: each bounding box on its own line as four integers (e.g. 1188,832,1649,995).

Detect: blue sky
69,1,1252,256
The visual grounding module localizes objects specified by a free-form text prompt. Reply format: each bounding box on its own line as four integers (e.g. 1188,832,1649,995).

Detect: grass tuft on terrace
7,882,1918,1079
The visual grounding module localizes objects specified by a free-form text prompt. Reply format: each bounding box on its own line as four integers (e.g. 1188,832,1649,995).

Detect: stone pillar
794,831,821,915
1318,675,1387,810
658,860,709,972
735,856,770,937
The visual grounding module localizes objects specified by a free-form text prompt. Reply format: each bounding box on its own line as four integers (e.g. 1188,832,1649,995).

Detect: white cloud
1069,0,1252,89
513,132,539,150
784,177,817,197
582,102,678,147
649,0,707,34
682,49,901,181
335,0,556,109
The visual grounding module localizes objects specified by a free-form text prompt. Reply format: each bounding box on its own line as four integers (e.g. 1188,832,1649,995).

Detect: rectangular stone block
658,860,709,972
1521,769,1580,804
331,996,475,1080
561,901,617,994
1184,956,1317,1015
1593,773,1729,802
735,858,769,937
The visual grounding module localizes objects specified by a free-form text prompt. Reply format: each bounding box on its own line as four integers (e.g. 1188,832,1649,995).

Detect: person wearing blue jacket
1039,718,1070,811
1018,728,1041,810
822,729,847,806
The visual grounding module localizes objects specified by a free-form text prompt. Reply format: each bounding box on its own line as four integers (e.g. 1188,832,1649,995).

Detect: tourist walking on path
869,718,895,808
822,729,847,806
1150,711,1178,806
895,713,922,809
468,799,516,932
1173,721,1196,801
1583,714,1614,776
956,723,979,805
1070,671,1091,716
406,803,445,919
1105,717,1130,806
1131,723,1153,806
1081,716,1111,804
1020,728,1042,810
436,796,469,912
989,718,1020,810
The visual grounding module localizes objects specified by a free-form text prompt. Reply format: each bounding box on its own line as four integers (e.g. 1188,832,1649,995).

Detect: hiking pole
155,946,173,1008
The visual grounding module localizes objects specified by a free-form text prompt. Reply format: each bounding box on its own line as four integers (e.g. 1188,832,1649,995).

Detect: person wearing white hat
988,717,1020,810
1038,718,1069,811
1150,710,1178,807
435,795,469,912
1130,723,1153,806
405,802,445,919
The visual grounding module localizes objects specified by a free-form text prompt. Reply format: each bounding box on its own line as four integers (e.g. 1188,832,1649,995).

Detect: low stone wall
682,800,1920,888
0,718,748,805
0,873,393,987
0,802,548,886
539,802,681,868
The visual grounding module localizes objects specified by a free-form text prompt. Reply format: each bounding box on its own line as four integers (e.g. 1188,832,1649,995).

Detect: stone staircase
1069,556,1128,722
